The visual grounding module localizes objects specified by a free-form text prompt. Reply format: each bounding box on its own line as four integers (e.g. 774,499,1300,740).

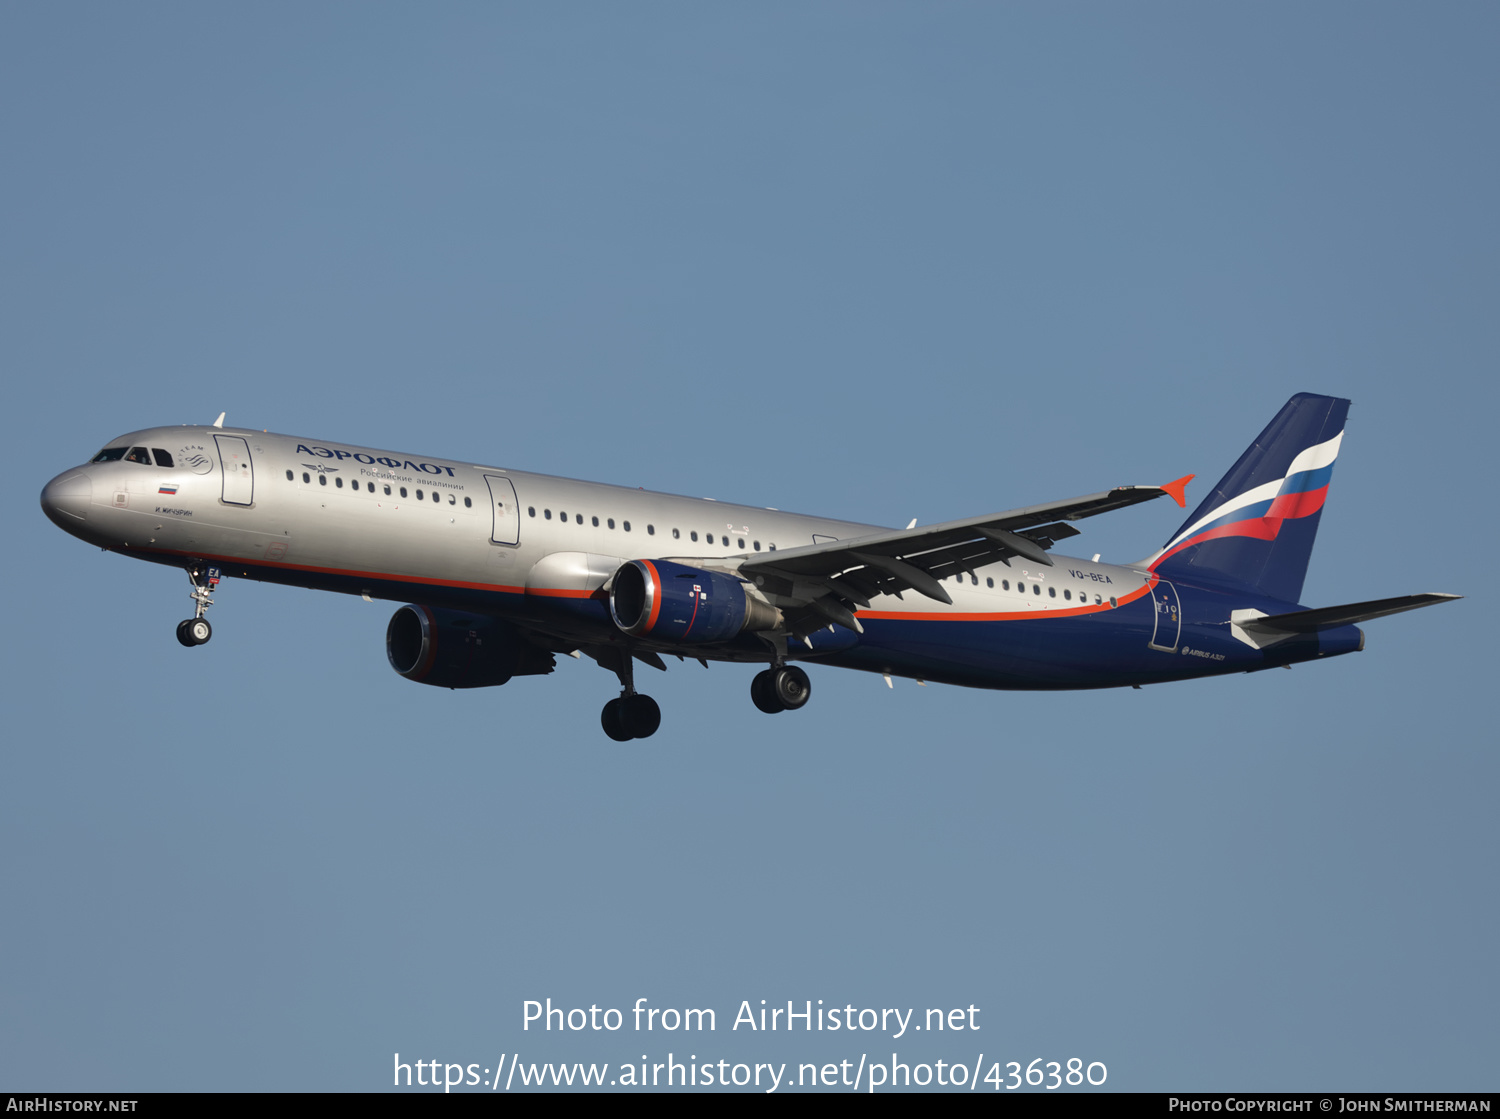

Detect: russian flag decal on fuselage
158,484,179,495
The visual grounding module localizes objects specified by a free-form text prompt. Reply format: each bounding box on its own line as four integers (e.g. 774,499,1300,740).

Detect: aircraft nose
41,470,92,527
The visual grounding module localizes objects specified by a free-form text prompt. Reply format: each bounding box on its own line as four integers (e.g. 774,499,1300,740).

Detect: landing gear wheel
772,665,811,710
601,698,633,742
751,669,785,714
177,618,212,646
621,694,661,739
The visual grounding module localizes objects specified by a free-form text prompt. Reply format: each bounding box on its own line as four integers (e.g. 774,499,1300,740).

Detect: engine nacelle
609,559,780,644
386,605,555,689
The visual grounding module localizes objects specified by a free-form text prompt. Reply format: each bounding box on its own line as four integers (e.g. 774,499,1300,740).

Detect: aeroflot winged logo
295,443,458,477
1151,430,1342,568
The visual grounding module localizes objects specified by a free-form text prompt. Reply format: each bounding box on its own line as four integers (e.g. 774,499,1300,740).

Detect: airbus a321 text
41,393,1456,739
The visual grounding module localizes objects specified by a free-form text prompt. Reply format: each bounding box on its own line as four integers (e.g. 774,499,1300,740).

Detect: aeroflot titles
294,443,458,477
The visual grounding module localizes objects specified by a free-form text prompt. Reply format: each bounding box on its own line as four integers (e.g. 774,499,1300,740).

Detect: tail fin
1148,393,1349,604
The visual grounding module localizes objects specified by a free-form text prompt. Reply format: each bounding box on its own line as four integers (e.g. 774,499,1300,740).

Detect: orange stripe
858,582,1152,622
642,560,663,633
137,546,528,595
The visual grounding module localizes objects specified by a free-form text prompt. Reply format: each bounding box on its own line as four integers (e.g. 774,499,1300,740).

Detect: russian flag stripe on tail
1148,393,1349,605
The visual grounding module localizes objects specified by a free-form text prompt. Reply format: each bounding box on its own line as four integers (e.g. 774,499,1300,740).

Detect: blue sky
3,3,1495,1092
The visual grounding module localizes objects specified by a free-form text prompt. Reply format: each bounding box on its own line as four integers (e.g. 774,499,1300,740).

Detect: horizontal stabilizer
1231,593,1459,648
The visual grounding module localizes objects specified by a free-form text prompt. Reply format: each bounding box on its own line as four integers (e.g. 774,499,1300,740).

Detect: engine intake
386,605,554,688
610,559,780,644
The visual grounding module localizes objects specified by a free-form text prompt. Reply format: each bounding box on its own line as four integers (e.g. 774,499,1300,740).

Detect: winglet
1160,473,1194,509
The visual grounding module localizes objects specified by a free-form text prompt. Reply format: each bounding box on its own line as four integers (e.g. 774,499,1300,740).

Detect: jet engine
609,559,780,644
386,605,555,688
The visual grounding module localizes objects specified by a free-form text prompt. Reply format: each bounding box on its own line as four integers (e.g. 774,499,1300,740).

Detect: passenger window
576,513,582,524
1049,586,1056,598
336,477,344,488
690,531,698,542
672,528,680,539
1033,584,1041,595
623,521,631,532
464,497,472,507
91,447,128,463
1016,582,1024,593
738,538,745,549
754,541,761,551
986,577,993,588
400,487,408,498
592,516,599,527
1002,580,1009,590
153,449,174,467
319,475,327,486
285,470,294,481
126,447,151,464
768,544,776,551
705,534,714,545
1094,594,1102,605
528,506,536,517
608,518,615,529
647,525,655,535
544,508,551,519
1109,596,1117,608
384,485,391,495
972,574,979,585
416,489,423,499
1064,589,1072,601
303,473,311,483
559,510,566,521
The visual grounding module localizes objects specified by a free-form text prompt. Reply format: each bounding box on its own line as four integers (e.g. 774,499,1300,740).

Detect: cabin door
1148,579,1181,652
484,475,520,545
213,435,255,506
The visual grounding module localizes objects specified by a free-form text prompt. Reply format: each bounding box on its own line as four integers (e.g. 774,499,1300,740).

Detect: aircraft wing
738,478,1192,634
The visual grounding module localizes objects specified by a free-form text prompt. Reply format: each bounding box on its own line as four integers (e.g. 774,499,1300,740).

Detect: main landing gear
750,664,811,714
600,650,661,741
175,562,219,648
602,694,661,742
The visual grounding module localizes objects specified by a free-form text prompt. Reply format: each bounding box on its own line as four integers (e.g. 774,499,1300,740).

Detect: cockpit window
125,447,152,464
91,447,128,463
152,448,174,467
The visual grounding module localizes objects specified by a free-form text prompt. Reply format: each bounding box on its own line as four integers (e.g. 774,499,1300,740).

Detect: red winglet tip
1161,473,1194,509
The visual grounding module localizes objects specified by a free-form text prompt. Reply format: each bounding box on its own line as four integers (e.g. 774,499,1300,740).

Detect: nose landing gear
176,562,219,647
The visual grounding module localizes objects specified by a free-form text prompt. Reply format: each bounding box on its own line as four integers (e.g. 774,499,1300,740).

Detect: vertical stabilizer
1148,393,1349,604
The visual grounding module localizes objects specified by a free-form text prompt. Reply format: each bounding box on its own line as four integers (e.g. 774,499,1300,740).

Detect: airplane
40,393,1457,740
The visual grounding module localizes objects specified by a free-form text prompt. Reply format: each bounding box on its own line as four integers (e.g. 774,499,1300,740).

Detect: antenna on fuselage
212,412,225,428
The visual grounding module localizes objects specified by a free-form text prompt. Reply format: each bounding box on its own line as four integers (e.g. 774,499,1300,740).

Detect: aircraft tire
176,620,195,647
750,670,785,714
772,665,811,710
187,618,212,645
601,698,633,741
621,694,661,739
